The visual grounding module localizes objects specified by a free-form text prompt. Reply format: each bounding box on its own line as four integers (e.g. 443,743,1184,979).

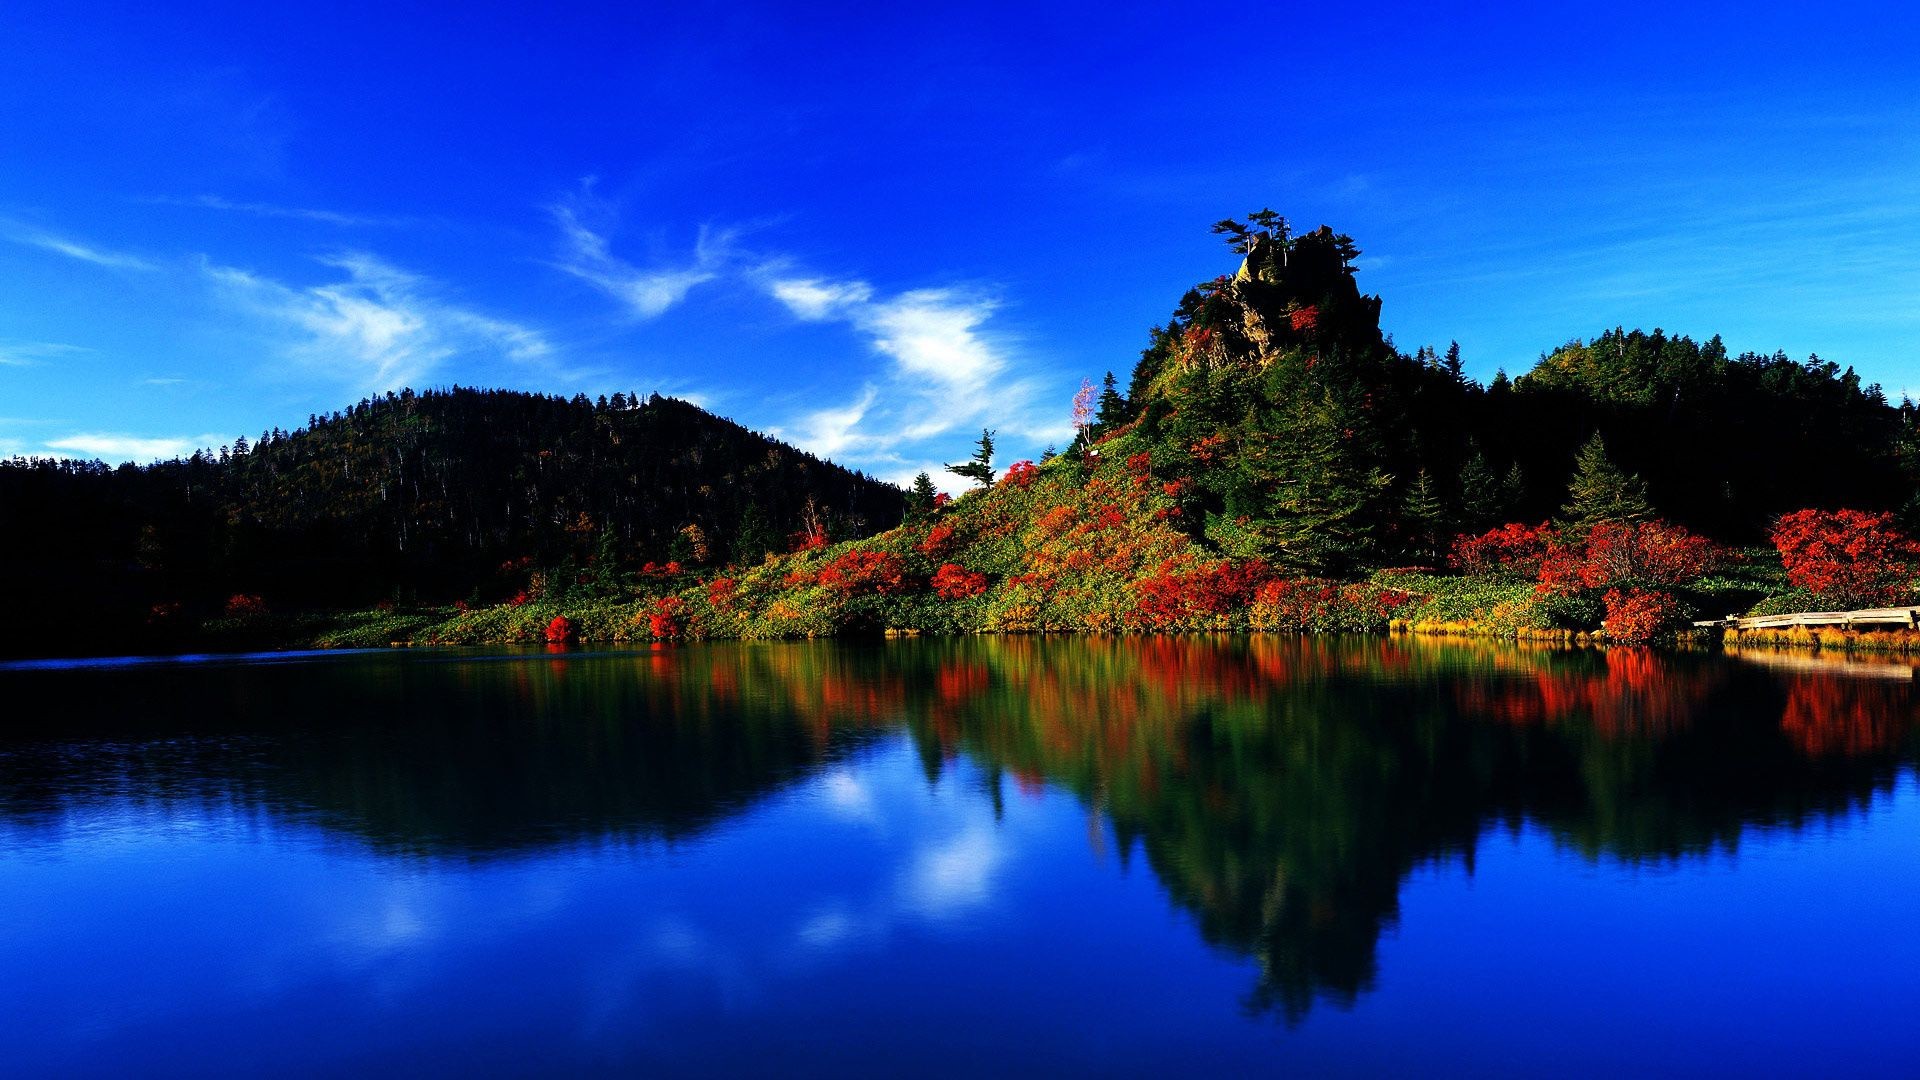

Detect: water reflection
1,637,1914,1023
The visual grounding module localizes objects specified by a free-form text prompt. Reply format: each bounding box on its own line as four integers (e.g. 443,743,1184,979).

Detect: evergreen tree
732,501,779,565
1458,445,1502,531
1499,462,1526,518
1096,371,1128,430
1443,341,1464,382
1559,433,1655,528
906,471,939,522
946,429,996,490
1248,389,1391,575
1401,468,1449,564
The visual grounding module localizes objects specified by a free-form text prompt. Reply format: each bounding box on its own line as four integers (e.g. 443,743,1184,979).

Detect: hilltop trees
947,429,996,490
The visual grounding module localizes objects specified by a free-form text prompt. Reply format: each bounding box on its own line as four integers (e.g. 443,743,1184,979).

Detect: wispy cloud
43,431,226,462
140,376,188,386
0,341,88,367
205,251,554,391
4,223,155,271
152,193,413,228
763,272,1068,483
550,202,730,318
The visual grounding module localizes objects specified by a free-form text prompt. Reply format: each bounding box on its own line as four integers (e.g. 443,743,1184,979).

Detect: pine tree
906,471,939,522
1096,371,1128,430
1402,468,1449,564
946,429,996,490
1251,389,1390,575
1559,433,1655,528
1458,445,1501,531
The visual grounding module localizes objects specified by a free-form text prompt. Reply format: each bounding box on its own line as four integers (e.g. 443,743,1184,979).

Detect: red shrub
544,615,573,644
1537,520,1720,595
919,523,958,556
1134,559,1269,627
509,590,530,607
1249,578,1413,633
707,576,738,611
1770,508,1920,607
648,596,689,639
224,594,269,617
1003,460,1038,489
1601,588,1683,644
931,563,989,600
1289,306,1319,333
1452,523,1555,578
816,551,909,596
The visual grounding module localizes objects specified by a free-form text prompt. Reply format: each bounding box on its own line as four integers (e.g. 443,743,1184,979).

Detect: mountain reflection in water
0,636,1915,1068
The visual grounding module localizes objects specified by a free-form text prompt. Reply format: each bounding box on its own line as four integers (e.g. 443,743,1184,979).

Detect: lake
2,637,1917,1076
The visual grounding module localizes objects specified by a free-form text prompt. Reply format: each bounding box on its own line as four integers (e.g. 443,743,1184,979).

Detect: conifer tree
906,471,939,521
1402,468,1449,564
1559,433,1655,528
1252,389,1390,575
1458,445,1502,531
1096,370,1128,430
946,429,996,490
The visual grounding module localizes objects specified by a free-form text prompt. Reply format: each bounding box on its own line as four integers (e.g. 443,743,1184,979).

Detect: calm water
1,637,1917,1076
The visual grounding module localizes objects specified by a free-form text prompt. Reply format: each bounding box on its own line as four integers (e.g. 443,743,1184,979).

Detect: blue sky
3,2,1918,486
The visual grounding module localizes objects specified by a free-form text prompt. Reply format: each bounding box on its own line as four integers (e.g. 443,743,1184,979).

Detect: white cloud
140,376,188,386
43,431,227,462
157,194,410,228
0,341,88,367
770,278,874,320
205,251,553,391
762,272,1070,480
5,224,155,271
551,204,728,318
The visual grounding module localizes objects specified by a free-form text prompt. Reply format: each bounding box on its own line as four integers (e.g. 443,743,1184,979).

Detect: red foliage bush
1537,520,1720,595
931,563,989,600
816,551,909,596
1249,579,1413,633
1134,559,1269,627
1451,523,1555,578
1003,460,1038,489
544,615,573,644
1125,452,1153,477
1601,588,1683,644
1289,306,1320,333
919,523,958,556
224,594,269,617
648,596,689,639
1770,508,1920,607
706,576,737,611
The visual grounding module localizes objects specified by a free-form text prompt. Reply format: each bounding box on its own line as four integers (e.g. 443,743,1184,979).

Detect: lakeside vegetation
7,212,1919,657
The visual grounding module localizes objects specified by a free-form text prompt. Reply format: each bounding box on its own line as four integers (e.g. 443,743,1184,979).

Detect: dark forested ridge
0,388,904,654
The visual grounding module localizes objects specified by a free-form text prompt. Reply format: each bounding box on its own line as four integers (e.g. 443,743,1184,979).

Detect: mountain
0,388,904,654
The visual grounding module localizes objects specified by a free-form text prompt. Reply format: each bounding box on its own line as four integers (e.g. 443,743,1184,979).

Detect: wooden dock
1693,606,1920,631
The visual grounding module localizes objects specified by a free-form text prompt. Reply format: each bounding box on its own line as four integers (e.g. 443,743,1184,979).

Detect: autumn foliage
544,615,573,644
1770,508,1920,608
816,551,910,596
1600,588,1683,644
1451,523,1554,578
1003,460,1039,489
223,594,269,617
1537,520,1721,595
931,563,989,600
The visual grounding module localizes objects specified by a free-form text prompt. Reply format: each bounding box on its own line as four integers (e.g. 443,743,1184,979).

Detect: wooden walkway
1693,606,1920,631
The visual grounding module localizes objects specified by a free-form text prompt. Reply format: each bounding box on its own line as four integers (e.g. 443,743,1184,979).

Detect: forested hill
1116,219,1919,567
1,388,904,649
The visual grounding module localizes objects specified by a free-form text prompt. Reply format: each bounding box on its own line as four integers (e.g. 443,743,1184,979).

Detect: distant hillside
0,388,903,653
